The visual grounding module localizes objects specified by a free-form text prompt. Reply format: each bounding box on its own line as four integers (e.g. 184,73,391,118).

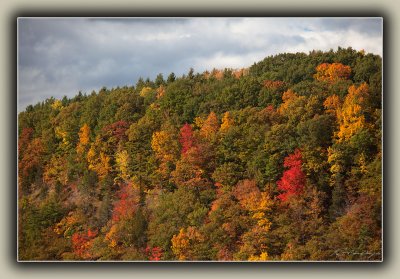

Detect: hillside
18,47,382,261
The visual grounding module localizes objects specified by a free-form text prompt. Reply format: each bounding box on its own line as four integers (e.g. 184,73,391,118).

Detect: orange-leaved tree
314,62,351,83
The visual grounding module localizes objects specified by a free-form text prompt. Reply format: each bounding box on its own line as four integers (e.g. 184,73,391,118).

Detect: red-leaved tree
277,149,305,201
71,228,98,259
179,123,195,155
112,182,139,222
102,120,130,145
145,246,163,261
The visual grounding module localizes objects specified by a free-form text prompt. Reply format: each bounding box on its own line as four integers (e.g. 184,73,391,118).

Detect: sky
17,17,383,112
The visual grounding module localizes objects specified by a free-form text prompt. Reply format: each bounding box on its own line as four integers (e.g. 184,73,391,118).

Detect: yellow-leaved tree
115,149,131,181
87,137,111,180
151,127,180,185
76,123,90,155
336,83,370,142
220,111,234,133
326,83,372,191
232,180,273,261
171,227,204,260
200,111,219,141
43,154,69,187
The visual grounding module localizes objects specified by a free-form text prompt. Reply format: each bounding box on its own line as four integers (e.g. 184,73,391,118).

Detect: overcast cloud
17,17,383,112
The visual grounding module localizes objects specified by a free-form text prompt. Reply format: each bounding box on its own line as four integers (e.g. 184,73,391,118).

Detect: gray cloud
18,17,382,112
317,18,382,36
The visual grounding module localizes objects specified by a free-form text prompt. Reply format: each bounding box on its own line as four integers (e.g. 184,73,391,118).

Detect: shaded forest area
18,47,382,261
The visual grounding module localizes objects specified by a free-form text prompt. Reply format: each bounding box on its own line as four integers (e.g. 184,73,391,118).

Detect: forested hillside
18,47,382,261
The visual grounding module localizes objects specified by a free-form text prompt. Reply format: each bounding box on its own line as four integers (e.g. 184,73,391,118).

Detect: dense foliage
18,47,382,261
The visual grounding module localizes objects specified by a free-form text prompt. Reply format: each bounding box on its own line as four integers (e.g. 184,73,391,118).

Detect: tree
102,120,130,147
145,246,163,261
156,85,166,99
76,123,90,155
167,72,176,83
171,227,205,260
87,141,111,180
43,154,69,187
171,139,214,190
171,152,210,190
220,111,234,133
155,73,166,87
270,184,325,260
278,89,307,125
71,228,98,259
18,137,44,194
52,102,81,152
151,130,179,163
258,80,287,107
147,187,208,259
204,190,249,260
314,63,351,83
212,162,242,190
200,111,219,141
323,94,341,115
325,195,381,260
179,123,195,155
111,182,140,223
336,83,370,142
151,128,180,186
277,149,306,202
115,150,131,181
103,182,146,251
18,127,34,159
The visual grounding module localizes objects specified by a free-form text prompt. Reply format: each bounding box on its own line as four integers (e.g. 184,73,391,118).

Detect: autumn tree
102,120,130,148
278,89,308,125
76,123,90,155
258,80,287,107
43,154,69,188
200,111,219,141
18,127,34,158
220,111,234,133
336,83,370,142
87,141,111,180
18,137,44,194
325,195,381,260
52,102,81,152
151,130,179,163
179,123,195,155
147,187,208,259
326,83,374,217
232,180,273,260
323,94,341,115
104,182,146,250
151,126,180,187
145,246,163,261
271,184,325,260
277,149,306,202
71,228,98,259
314,63,351,83
171,141,214,190
112,182,140,222
171,227,205,260
115,149,131,181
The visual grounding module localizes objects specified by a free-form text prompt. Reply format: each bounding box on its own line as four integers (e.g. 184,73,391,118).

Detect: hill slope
18,47,382,261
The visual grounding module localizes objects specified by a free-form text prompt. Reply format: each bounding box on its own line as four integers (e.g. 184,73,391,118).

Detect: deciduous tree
277,149,305,202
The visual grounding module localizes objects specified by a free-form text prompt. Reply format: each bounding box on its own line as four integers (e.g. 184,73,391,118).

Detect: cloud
17,17,382,112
